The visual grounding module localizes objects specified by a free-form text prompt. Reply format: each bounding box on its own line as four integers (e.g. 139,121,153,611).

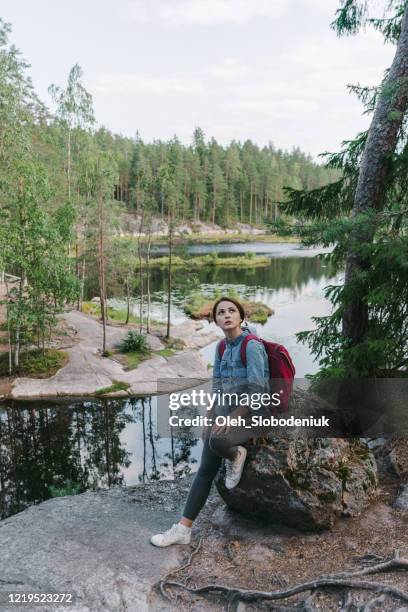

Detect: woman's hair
212,296,245,324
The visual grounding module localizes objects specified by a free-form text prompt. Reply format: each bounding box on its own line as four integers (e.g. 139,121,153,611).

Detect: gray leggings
182,409,272,521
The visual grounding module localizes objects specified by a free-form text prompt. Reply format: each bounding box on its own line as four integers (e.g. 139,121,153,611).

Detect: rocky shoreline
5,311,217,401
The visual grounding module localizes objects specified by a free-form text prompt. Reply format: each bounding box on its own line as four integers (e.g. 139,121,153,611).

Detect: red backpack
218,334,295,412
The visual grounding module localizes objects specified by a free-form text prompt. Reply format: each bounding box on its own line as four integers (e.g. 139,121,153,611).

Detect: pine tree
279,0,408,378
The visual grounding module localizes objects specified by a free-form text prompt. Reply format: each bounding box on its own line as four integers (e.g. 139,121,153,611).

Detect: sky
2,0,396,159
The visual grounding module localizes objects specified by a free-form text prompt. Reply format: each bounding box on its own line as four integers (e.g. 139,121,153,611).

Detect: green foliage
149,253,269,268
0,24,80,371
248,306,269,324
119,330,149,354
48,479,81,498
127,132,338,227
0,349,69,377
48,64,95,131
0,158,79,365
120,351,149,370
155,348,176,358
331,0,406,44
95,380,130,395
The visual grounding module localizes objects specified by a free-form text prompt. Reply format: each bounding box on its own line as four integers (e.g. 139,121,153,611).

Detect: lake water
0,242,341,519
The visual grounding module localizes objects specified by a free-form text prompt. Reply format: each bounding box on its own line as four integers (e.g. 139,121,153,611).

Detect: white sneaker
150,523,192,547
225,445,247,489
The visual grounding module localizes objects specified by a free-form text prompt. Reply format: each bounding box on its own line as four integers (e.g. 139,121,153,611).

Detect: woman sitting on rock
150,296,272,547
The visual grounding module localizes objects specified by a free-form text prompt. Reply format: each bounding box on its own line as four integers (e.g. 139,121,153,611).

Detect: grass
118,341,178,369
81,302,161,326
95,380,130,395
150,232,300,245
149,253,270,268
0,348,69,378
120,351,149,370
155,348,176,358
106,307,142,325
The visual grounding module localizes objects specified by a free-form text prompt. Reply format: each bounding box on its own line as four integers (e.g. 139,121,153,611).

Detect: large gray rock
216,437,378,531
0,477,199,612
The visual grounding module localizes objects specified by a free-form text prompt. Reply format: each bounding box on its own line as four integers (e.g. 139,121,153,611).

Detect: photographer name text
168,414,330,428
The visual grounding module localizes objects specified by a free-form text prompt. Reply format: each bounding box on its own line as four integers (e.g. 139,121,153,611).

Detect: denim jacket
212,326,269,413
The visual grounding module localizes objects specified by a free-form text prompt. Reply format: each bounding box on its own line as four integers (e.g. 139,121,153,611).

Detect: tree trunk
146,232,152,334
75,238,80,310
5,279,12,375
342,6,408,348
14,274,26,369
125,278,130,325
98,187,107,355
79,258,86,311
166,215,173,340
137,210,145,333
138,240,144,333
212,180,216,225
67,127,72,202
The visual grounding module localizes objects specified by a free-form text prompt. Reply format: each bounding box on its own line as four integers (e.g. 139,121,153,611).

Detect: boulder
216,437,378,532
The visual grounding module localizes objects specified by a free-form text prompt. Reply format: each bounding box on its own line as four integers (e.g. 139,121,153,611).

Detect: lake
0,242,341,519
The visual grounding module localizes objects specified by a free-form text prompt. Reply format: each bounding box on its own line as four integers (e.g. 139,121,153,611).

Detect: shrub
207,251,219,265
119,330,149,353
48,479,81,498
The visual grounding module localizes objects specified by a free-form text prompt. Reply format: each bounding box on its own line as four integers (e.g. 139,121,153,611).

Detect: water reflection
148,255,335,296
0,398,200,520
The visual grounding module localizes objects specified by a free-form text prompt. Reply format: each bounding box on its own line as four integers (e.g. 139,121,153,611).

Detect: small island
184,292,274,324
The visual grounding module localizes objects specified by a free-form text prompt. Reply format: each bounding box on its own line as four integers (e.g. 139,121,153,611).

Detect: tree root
158,550,408,607
162,576,408,605
322,549,408,579
158,537,203,602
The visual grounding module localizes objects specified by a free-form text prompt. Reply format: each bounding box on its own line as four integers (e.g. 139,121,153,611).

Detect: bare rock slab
216,438,378,531
0,478,197,611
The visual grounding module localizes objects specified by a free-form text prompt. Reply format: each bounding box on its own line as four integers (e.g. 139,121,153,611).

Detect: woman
150,296,270,547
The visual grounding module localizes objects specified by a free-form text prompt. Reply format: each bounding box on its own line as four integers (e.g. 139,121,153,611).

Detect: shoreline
1,311,217,401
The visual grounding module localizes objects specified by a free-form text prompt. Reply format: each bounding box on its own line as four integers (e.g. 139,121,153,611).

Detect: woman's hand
210,422,231,436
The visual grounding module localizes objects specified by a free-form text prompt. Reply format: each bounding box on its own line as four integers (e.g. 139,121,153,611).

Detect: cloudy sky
2,0,395,159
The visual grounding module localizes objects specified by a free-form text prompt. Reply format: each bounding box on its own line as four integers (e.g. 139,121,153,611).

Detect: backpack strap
218,338,226,359
218,333,261,367
240,334,261,367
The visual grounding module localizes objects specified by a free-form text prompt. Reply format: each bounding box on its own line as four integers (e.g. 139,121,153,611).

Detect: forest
0,17,336,372
1,0,408,381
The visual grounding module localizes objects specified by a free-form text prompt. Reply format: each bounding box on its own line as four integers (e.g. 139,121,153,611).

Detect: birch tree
48,64,95,203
